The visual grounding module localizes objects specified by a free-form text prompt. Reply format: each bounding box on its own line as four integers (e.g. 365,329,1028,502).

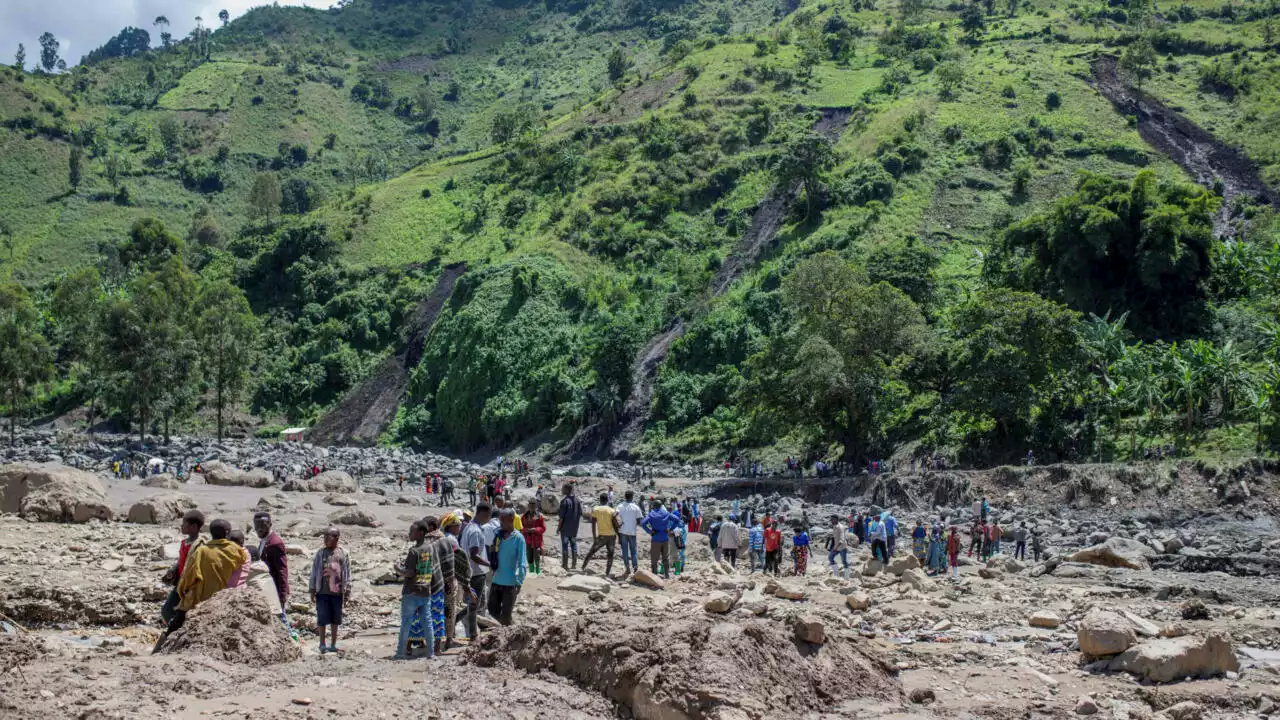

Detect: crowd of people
149,460,1047,661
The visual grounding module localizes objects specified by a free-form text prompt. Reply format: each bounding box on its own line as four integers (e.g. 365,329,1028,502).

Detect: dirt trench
463,611,901,720
1091,56,1276,236
310,263,466,447
565,108,853,461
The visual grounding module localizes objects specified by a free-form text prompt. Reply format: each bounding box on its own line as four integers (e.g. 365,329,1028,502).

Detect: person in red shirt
763,521,783,576
161,510,206,624
521,503,546,576
946,526,962,580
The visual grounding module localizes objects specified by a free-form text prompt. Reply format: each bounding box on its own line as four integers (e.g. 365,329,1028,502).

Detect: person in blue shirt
488,508,527,626
883,510,899,557
869,515,888,563
748,520,765,574
641,501,679,579
792,526,810,575
911,519,927,563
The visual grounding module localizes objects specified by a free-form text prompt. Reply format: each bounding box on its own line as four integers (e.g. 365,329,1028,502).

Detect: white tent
280,427,306,442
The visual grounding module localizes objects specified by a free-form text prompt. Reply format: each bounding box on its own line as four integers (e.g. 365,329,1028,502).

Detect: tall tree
218,9,231,26
155,15,172,48
104,258,198,442
195,280,257,440
38,32,60,73
0,283,53,444
951,288,1084,450
68,143,84,189
776,132,836,216
118,217,183,271
248,172,282,220
14,43,24,71
51,267,111,435
606,47,630,82
1120,35,1157,87
742,252,931,462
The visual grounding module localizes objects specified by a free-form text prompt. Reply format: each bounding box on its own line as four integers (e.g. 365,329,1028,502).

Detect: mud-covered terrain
2,442,1280,719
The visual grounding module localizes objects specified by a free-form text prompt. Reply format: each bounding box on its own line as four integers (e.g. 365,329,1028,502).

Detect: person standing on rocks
461,503,491,640
883,510,899,558
642,499,679,579
1013,521,1028,560
521,502,546,576
927,523,946,575
990,517,1003,556
468,476,478,506
253,512,290,626
424,516,454,655
763,520,782,576
828,515,850,578
946,526,961,579
720,514,741,567
396,520,435,660
556,483,583,571
748,517,765,574
161,510,206,625
912,519,927,563
616,490,644,576
792,524,810,575
582,492,619,577
709,515,723,564
154,518,243,651
1031,527,1044,562
868,514,888,563
441,513,473,649
488,508,527,626
968,519,983,557
308,527,350,654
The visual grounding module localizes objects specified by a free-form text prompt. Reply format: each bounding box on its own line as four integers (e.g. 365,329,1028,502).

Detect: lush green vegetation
1,0,1279,465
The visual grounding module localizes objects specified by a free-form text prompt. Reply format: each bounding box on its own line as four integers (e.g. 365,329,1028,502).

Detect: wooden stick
0,610,29,633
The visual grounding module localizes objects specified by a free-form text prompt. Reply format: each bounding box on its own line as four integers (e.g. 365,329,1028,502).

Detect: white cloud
0,0,314,69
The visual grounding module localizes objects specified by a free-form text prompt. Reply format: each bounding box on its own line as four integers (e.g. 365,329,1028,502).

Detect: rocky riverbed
2,435,1279,719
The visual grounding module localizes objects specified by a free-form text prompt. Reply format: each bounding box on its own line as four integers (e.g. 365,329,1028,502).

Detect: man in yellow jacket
153,519,245,652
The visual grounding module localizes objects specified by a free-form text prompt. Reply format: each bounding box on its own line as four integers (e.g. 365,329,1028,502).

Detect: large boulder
793,615,825,644
558,575,612,594
631,569,666,590
1078,610,1137,657
704,590,739,613
126,493,195,524
887,554,919,576
1108,632,1238,683
1068,537,1155,571
539,490,561,515
281,470,357,494
325,507,379,527
202,461,274,489
0,463,112,523
901,568,933,592
324,493,358,507
0,462,105,515
140,474,182,489
1030,611,1062,629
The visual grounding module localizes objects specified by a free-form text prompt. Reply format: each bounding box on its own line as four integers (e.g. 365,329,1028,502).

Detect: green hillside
1,0,1279,467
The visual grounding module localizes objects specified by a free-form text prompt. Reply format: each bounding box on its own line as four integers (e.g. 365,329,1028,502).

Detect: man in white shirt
828,515,850,579
718,514,741,568
615,490,644,576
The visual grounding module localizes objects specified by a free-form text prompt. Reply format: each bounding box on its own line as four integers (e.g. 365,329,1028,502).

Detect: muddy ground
2,461,1280,719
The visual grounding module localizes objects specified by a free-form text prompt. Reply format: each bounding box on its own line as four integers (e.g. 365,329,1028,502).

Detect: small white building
280,427,307,443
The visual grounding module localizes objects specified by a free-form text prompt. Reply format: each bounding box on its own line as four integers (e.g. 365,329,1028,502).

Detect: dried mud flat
2,462,1280,719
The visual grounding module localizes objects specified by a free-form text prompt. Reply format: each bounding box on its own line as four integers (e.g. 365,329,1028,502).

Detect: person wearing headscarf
911,519,927,563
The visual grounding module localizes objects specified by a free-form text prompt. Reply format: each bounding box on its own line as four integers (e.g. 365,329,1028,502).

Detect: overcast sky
1,0,314,69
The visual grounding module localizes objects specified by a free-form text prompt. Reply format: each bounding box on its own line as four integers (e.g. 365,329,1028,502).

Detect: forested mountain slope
0,0,1278,467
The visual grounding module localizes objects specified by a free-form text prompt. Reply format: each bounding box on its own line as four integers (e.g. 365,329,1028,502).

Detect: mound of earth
0,633,44,674
155,587,300,665
464,612,901,720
